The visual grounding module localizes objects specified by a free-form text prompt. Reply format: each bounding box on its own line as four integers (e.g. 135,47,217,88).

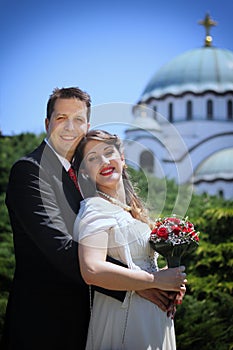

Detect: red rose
167,217,181,225
186,221,194,229
183,227,193,234
191,231,200,241
155,221,162,227
157,227,169,239
172,225,182,235
151,228,158,235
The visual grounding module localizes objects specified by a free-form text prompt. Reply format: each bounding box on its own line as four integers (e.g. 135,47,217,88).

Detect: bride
73,129,186,350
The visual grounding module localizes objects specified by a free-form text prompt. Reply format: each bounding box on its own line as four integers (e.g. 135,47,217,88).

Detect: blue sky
1,0,233,136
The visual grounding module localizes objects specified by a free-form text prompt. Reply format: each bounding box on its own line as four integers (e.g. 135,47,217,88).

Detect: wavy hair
74,129,151,226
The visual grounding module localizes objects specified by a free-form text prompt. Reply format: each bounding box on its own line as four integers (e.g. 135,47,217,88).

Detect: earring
123,164,128,169
82,173,89,180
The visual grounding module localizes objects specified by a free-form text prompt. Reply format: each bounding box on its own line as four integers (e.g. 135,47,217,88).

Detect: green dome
195,148,233,179
141,47,233,100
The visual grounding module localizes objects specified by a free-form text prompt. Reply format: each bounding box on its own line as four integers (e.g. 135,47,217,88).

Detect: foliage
177,206,233,350
129,167,233,349
0,133,45,193
176,294,233,350
0,133,45,335
0,133,233,349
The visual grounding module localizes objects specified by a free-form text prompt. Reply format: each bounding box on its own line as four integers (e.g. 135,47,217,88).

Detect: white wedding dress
73,197,176,350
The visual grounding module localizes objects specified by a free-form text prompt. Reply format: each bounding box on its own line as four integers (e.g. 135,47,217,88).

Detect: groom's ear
45,118,49,132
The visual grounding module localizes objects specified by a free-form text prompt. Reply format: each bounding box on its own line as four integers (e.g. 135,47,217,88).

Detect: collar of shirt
44,138,71,172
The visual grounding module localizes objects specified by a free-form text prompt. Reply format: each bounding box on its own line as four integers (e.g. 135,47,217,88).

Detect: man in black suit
1,87,178,349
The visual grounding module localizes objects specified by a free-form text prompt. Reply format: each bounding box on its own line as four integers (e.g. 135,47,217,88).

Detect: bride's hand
153,266,187,292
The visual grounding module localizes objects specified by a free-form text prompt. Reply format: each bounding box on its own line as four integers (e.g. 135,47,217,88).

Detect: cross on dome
198,13,217,47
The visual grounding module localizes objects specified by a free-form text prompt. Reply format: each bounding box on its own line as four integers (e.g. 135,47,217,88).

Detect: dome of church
125,14,233,199
141,46,233,101
194,148,233,181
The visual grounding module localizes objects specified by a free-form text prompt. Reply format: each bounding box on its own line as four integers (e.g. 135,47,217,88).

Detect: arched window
140,150,154,173
186,100,192,120
227,100,233,120
153,105,157,120
207,99,213,119
218,189,224,198
168,103,173,122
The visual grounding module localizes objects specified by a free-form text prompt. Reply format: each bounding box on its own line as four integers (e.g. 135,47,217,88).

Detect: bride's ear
121,153,128,169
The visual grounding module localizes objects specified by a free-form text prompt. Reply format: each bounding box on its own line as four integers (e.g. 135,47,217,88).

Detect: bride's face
82,139,125,193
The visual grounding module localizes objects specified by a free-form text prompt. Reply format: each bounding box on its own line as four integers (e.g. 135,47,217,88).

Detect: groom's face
45,98,90,161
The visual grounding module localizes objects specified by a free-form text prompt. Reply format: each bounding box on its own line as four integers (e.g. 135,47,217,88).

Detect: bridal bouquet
149,215,200,268
149,215,200,318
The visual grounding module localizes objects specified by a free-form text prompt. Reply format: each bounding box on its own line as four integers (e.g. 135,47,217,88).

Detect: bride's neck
97,185,126,203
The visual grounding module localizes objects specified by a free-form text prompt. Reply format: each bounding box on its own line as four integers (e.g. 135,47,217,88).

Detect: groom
1,87,177,349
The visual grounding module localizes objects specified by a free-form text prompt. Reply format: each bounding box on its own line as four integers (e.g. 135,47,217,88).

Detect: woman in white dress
73,130,187,350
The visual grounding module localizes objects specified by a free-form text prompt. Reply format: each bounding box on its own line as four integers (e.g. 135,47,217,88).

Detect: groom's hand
136,288,178,312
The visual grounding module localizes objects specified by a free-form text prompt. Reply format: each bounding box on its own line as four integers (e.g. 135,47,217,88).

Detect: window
153,105,157,120
218,189,224,198
227,100,233,120
186,100,192,120
140,150,154,173
207,99,213,119
168,103,173,122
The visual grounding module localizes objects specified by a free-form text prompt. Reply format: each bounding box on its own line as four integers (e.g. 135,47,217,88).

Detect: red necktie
68,167,79,190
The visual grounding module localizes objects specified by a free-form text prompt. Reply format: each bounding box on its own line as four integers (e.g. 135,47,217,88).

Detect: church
124,14,233,199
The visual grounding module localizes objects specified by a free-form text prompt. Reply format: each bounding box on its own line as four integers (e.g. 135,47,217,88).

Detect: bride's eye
105,150,114,158
87,155,98,162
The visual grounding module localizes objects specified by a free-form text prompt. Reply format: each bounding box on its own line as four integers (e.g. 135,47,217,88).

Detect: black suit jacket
1,141,125,350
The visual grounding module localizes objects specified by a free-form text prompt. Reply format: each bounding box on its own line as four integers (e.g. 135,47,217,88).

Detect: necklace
96,190,132,212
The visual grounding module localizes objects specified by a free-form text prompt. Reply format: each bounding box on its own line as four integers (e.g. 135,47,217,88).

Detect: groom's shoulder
15,141,46,165
11,141,51,172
